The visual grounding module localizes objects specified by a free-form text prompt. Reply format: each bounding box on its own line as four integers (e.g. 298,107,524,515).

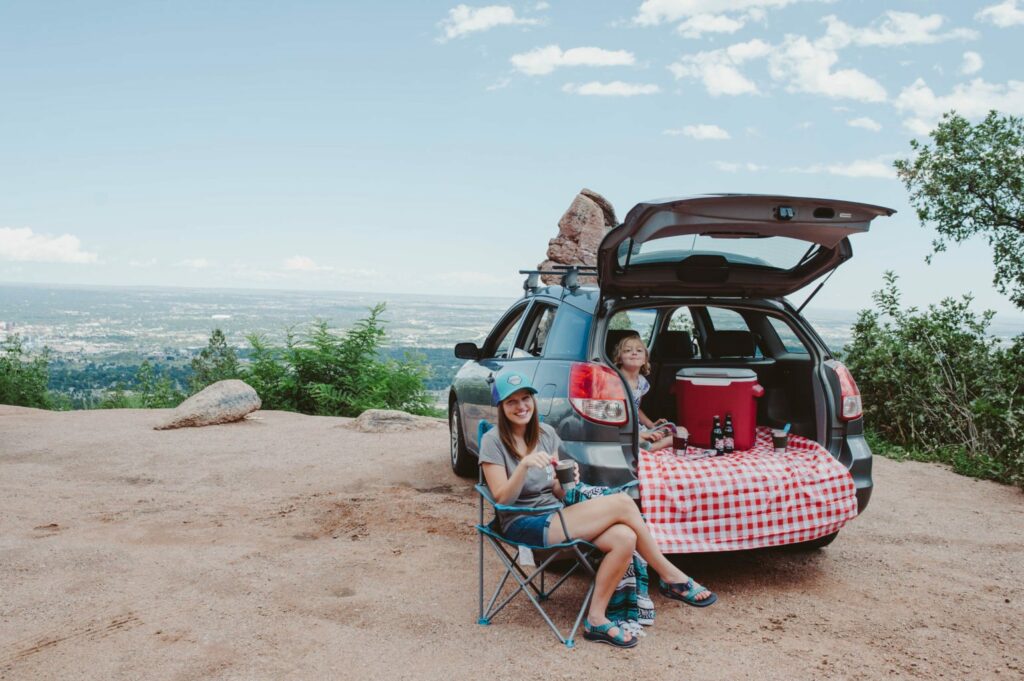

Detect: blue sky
2,0,1024,316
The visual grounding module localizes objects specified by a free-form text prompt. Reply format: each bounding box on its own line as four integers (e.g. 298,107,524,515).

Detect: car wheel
793,531,839,550
449,400,476,478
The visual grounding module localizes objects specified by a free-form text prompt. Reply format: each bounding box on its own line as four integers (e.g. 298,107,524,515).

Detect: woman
479,371,716,649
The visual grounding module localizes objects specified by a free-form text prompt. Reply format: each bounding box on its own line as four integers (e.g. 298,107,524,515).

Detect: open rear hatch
597,194,895,298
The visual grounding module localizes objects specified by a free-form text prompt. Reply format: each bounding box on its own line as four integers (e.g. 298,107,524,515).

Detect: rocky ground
1,406,1022,680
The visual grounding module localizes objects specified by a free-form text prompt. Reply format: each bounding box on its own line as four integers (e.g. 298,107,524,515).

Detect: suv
448,194,894,523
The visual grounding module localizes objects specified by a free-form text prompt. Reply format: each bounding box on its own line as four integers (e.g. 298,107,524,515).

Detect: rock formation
347,409,443,433
154,379,261,430
537,188,617,284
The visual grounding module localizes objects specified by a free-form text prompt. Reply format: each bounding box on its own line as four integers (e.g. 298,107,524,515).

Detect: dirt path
1,406,1022,680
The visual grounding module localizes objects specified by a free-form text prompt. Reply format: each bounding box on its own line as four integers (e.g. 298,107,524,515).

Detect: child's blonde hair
613,334,651,376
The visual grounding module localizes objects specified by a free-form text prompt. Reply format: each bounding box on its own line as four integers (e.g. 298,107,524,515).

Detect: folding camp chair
475,482,600,648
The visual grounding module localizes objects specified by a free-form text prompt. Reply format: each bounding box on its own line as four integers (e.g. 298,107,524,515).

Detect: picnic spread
638,426,858,553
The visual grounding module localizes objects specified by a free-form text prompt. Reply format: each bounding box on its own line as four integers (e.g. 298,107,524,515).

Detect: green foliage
845,272,1024,487
98,361,185,409
241,304,436,417
895,110,1024,309
189,328,240,393
0,335,52,408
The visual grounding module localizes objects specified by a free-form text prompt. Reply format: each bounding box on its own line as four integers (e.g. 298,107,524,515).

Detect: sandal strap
586,620,630,643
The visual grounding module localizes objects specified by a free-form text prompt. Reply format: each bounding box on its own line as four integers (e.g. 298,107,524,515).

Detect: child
612,334,686,452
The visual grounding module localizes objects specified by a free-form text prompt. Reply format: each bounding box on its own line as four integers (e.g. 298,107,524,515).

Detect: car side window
768,316,809,354
706,306,763,358
609,308,658,344
515,303,558,357
486,304,528,359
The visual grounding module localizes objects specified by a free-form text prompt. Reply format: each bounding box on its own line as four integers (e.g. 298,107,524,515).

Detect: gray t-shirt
478,422,565,530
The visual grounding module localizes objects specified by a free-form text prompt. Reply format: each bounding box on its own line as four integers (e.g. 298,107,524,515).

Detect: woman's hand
520,450,553,470
571,460,580,486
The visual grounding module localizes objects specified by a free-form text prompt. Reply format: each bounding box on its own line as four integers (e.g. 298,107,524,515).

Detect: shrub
844,272,1023,487
99,361,185,409
241,304,436,417
0,335,52,408
189,328,240,393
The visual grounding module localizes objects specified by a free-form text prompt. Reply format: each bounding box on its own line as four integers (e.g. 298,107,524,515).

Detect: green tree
894,110,1024,309
0,335,52,408
99,361,185,409
190,328,240,393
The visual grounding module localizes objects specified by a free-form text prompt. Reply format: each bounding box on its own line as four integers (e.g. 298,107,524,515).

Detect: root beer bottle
723,413,735,454
711,416,725,455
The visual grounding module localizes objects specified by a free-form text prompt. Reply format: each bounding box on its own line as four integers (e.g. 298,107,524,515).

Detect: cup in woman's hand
555,460,576,489
672,433,688,453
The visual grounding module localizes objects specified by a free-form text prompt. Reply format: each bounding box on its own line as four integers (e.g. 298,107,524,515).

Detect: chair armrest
474,483,564,514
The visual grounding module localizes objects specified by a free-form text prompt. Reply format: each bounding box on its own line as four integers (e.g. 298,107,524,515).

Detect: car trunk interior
604,304,824,447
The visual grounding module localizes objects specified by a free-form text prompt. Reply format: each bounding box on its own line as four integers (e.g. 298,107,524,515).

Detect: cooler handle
752,383,765,398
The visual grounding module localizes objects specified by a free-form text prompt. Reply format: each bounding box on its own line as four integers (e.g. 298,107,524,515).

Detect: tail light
569,362,628,425
825,359,862,421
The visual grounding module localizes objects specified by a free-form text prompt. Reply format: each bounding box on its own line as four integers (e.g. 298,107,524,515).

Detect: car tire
449,400,476,478
793,531,839,550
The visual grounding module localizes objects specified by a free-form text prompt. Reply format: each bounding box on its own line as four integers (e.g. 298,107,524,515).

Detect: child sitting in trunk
613,334,686,451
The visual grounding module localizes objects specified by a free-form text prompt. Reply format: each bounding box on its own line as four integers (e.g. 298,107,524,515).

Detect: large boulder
538,188,617,284
154,379,261,430
347,409,443,433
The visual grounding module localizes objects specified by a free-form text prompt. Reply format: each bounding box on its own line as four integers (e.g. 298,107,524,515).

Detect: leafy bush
99,361,186,409
241,304,436,417
189,328,240,393
0,335,53,408
844,272,1023,487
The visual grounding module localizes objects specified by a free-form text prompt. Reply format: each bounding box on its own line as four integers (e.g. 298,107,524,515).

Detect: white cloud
894,77,1024,133
634,0,808,26
178,258,212,269
562,81,660,96
848,116,882,131
667,39,770,96
820,11,977,49
961,51,983,75
510,45,635,75
977,0,1024,27
485,77,511,91
534,1,550,9
438,5,540,42
714,160,766,172
664,124,732,139
676,13,745,38
788,158,897,179
129,258,158,268
0,227,98,264
766,34,887,102
284,255,332,272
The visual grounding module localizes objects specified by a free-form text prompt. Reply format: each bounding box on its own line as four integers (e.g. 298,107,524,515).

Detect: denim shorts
502,513,553,547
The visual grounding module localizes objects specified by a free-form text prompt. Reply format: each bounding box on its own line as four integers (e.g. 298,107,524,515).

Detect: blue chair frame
475,483,599,648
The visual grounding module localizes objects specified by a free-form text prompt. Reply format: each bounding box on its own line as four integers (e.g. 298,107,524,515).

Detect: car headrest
606,329,641,359
707,330,757,358
653,331,694,360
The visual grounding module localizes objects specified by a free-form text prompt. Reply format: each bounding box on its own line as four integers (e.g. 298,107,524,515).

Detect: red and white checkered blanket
639,426,858,553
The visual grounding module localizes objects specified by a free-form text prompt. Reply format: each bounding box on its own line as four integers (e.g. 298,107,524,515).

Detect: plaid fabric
639,426,858,553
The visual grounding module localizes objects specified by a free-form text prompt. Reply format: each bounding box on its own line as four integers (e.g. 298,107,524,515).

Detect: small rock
348,409,441,433
154,380,261,430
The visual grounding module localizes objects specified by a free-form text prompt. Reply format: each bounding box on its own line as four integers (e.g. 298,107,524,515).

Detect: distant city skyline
2,1,1024,315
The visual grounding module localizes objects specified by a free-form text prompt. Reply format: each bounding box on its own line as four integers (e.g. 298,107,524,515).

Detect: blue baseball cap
492,371,538,404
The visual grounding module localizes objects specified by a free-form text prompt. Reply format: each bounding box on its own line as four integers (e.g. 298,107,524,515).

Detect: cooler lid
677,367,758,380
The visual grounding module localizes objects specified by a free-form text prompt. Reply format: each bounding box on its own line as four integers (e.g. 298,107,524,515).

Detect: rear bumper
844,433,873,514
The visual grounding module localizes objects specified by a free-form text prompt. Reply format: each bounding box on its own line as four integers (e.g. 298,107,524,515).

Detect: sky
2,0,1024,316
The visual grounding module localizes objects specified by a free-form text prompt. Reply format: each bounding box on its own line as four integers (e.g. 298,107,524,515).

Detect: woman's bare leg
548,494,711,601
585,524,637,642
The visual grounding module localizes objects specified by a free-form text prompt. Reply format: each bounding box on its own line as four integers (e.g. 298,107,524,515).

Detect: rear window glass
609,308,657,344
706,307,750,331
768,317,809,354
620,234,819,270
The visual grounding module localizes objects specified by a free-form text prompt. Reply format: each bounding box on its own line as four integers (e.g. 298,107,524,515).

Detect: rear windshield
619,235,819,270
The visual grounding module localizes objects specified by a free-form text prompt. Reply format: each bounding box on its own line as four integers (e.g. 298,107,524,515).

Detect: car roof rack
519,265,599,296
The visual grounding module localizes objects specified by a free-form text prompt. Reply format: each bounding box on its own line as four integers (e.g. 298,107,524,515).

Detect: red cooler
675,368,764,450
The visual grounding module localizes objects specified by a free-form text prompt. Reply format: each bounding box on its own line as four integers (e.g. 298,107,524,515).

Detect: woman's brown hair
497,392,541,459
613,333,651,376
